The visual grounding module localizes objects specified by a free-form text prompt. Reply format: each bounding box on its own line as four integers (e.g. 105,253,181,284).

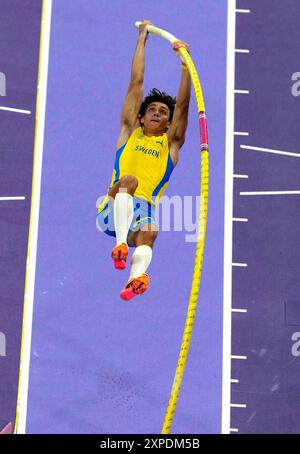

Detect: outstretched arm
116,21,152,148
167,41,192,163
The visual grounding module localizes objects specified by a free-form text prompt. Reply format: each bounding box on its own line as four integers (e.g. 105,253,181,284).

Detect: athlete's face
141,102,171,133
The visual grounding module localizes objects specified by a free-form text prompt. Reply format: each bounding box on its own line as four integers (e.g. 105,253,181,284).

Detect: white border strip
15,0,52,434
222,0,236,435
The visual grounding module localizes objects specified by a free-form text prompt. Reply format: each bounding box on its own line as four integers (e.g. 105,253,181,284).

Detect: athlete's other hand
173,40,191,54
138,20,153,41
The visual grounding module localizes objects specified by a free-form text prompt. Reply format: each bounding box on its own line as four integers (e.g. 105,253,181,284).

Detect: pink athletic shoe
111,243,129,270
120,273,149,301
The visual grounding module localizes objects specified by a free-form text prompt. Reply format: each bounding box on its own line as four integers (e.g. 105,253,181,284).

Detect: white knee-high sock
114,192,134,245
129,245,153,279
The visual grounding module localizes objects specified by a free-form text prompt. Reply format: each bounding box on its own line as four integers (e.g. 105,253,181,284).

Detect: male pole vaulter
97,20,191,301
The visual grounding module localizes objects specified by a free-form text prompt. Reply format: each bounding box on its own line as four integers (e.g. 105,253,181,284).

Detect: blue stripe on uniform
151,153,175,200
113,142,127,184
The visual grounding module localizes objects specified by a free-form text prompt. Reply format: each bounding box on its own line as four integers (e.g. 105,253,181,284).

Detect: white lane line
232,262,248,267
222,0,236,436
234,131,249,136
231,403,247,408
233,217,248,222
241,190,300,196
235,49,250,53
240,144,300,158
231,308,248,313
230,428,239,433
0,106,31,115
231,355,247,360
0,196,26,201
234,89,250,94
233,174,248,179
236,9,251,13
16,0,52,435
231,379,239,384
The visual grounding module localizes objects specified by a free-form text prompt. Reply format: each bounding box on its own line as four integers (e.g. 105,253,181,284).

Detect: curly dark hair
139,88,176,122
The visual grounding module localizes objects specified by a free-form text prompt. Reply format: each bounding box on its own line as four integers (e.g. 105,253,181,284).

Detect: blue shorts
96,196,156,244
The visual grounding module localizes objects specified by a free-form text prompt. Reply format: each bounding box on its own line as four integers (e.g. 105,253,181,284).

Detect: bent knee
148,230,158,243
140,227,158,244
119,175,138,193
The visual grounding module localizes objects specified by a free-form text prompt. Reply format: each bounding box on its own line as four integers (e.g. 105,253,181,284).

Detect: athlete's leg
120,223,158,301
108,175,138,198
110,175,138,245
109,175,138,269
127,221,158,247
134,222,158,247
129,223,157,278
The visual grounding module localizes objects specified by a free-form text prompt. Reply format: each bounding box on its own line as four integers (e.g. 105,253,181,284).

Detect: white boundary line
240,144,300,158
236,9,251,14
233,174,248,179
0,106,31,115
234,131,249,136
234,89,249,94
232,262,248,267
232,217,248,222
222,0,236,435
241,190,300,196
15,0,52,434
231,308,248,313
0,196,26,201
231,355,247,360
235,49,250,53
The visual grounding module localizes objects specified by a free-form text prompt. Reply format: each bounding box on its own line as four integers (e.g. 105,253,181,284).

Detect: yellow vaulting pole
134,22,209,434
161,46,209,435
